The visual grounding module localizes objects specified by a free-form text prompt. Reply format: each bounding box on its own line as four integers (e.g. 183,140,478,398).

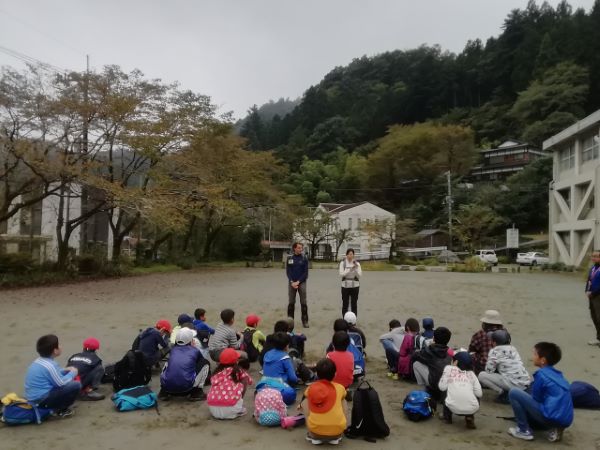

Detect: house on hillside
295,202,396,261
545,109,600,266
469,140,547,181
413,229,448,249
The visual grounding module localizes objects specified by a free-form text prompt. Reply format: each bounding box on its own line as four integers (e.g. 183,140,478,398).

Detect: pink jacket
397,333,416,377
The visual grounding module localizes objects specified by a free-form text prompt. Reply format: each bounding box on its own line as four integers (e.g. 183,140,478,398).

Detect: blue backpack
1,402,52,425
348,342,365,376
112,386,159,413
403,390,433,421
570,381,600,409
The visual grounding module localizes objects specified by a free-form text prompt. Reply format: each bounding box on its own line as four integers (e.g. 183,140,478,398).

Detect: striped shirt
24,357,76,401
484,345,531,388
208,323,242,352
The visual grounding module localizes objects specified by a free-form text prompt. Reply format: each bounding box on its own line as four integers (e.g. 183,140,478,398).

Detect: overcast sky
0,0,596,118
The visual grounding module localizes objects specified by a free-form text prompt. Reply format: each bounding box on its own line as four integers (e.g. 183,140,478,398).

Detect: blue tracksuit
586,264,600,296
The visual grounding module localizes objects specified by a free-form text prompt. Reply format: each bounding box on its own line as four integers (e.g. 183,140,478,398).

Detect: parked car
476,249,498,266
516,251,549,266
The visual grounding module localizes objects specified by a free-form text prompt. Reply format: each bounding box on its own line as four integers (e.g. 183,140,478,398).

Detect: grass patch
195,260,250,268
361,261,396,271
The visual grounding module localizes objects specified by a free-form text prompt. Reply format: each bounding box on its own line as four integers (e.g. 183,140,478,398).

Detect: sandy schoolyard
1,268,599,449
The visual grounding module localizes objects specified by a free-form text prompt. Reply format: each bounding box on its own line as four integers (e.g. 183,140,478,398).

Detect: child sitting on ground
411,327,452,401
438,351,482,429
326,331,354,389
208,309,245,363
24,334,81,418
207,348,253,420
344,312,366,354
380,319,404,378
254,385,288,426
135,319,172,368
159,328,210,402
422,317,435,341
397,318,426,381
259,320,290,366
242,314,267,363
67,337,105,401
326,319,365,379
507,342,573,443
301,358,348,445
287,317,307,358
478,329,530,404
193,308,215,335
263,332,299,386
170,313,195,345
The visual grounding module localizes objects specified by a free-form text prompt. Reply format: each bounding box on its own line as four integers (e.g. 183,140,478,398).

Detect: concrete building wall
546,110,600,266
41,186,82,261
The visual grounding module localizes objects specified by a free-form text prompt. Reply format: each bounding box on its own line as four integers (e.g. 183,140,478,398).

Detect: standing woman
339,249,362,317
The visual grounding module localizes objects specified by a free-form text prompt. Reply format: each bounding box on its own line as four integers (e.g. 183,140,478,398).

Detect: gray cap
487,329,511,345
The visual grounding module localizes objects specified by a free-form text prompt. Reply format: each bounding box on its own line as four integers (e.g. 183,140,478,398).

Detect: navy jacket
286,253,309,283
586,264,600,296
160,345,205,393
137,328,169,366
67,350,102,379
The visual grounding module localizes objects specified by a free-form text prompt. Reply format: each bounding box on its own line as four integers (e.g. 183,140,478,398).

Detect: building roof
416,229,445,236
543,109,600,151
261,240,290,249
319,202,368,214
479,140,537,153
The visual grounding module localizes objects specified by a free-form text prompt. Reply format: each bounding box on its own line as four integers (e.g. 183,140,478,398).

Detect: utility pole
80,55,90,254
446,170,453,251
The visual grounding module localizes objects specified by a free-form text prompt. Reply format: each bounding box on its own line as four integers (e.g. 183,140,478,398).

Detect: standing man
339,249,362,317
585,250,600,346
287,242,309,328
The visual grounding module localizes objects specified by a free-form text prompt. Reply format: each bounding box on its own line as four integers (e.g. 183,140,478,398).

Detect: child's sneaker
329,437,341,445
547,428,564,442
158,389,171,401
53,408,74,418
386,372,394,378
508,427,534,441
391,373,399,381
189,387,206,402
306,434,323,445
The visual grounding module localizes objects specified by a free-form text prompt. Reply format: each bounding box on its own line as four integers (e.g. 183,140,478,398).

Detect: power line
0,45,70,74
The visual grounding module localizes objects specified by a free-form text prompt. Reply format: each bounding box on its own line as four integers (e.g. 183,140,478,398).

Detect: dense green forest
239,0,600,235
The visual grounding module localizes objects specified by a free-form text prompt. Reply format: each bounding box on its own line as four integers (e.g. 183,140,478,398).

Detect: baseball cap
307,380,336,413
343,311,357,325
246,314,261,327
453,351,473,370
83,337,100,351
177,313,194,325
488,329,511,345
219,348,240,365
156,319,172,334
176,327,197,345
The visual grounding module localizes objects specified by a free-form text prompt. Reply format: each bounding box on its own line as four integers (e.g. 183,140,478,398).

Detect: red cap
219,348,240,365
246,314,261,327
83,337,100,351
307,380,336,413
155,319,172,334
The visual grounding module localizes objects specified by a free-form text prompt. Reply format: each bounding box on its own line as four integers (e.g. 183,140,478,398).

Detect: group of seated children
379,309,574,442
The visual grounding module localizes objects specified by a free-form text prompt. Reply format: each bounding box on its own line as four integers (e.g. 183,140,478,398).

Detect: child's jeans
37,381,81,411
508,388,560,432
80,365,105,390
381,340,399,372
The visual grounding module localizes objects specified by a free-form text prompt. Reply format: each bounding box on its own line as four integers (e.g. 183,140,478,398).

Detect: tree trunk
182,216,197,253
152,232,172,260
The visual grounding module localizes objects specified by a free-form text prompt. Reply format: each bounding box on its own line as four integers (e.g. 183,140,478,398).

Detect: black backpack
113,350,152,392
345,381,390,442
242,328,260,362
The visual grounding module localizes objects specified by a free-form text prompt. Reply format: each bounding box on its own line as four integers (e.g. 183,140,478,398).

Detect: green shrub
420,257,439,266
497,256,511,264
0,252,36,273
550,262,566,272
415,265,427,271
175,257,197,270
76,255,104,274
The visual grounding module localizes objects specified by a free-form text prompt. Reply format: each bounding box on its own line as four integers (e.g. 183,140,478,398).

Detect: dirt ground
1,268,599,449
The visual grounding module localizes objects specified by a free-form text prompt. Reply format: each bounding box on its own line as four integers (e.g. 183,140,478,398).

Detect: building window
348,218,352,230
560,146,574,171
582,135,600,162
514,153,524,160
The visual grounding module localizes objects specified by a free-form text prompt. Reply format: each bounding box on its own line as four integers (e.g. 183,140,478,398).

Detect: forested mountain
239,0,600,233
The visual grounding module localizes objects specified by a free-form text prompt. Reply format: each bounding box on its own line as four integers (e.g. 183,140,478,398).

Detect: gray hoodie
485,344,531,388
379,327,405,352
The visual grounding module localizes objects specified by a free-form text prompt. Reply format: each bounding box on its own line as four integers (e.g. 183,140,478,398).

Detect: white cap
344,311,357,325
175,327,197,345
